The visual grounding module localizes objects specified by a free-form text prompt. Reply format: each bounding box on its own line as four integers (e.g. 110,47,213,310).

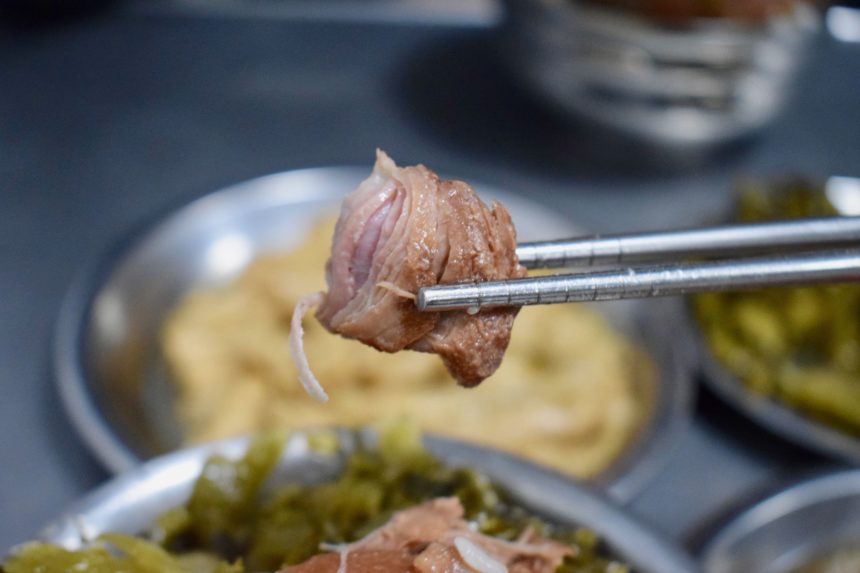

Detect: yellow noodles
162,220,652,478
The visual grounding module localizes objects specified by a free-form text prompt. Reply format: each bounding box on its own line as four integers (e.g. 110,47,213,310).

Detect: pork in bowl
4,425,697,573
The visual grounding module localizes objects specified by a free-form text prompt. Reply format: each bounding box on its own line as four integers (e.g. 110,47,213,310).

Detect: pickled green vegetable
694,179,860,435
2,424,627,573
792,543,860,572
2,534,241,573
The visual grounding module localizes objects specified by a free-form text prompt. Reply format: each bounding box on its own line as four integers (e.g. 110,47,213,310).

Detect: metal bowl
701,468,860,573
499,0,819,148
687,176,860,463
691,307,860,464
54,166,694,501
37,430,699,573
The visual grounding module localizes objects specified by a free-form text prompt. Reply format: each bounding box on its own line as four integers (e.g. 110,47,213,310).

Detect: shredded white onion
515,526,535,544
454,536,507,573
376,280,416,301
72,516,95,545
336,546,350,573
288,291,329,402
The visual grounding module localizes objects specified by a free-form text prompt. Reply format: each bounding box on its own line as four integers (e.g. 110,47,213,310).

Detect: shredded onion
336,546,350,573
73,516,95,545
318,542,351,573
515,526,535,544
376,281,416,301
454,536,507,573
288,291,329,402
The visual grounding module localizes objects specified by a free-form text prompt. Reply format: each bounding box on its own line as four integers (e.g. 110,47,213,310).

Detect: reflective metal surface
500,0,819,147
419,249,860,311
134,0,501,27
693,319,860,464
37,430,699,572
688,178,860,463
827,5,860,43
702,469,860,573
53,166,694,501
515,217,860,269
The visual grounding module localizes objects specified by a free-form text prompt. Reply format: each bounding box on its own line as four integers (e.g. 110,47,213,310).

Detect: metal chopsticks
416,217,860,312
418,249,860,311
515,216,860,269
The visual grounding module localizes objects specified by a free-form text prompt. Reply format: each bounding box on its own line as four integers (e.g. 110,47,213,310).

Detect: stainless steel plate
37,430,699,573
702,468,860,573
54,166,694,501
692,311,860,464
687,177,860,463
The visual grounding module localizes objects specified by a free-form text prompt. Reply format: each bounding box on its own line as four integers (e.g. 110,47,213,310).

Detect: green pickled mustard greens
182,430,287,553
792,544,860,572
694,179,860,435
1,424,628,573
2,534,241,573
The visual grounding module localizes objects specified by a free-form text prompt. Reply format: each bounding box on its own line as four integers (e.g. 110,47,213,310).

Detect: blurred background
2,0,860,571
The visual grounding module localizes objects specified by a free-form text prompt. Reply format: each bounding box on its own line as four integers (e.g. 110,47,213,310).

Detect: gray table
1,5,858,556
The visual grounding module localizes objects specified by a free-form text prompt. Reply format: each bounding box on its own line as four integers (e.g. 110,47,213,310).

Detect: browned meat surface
283,550,415,573
315,151,526,387
279,498,572,573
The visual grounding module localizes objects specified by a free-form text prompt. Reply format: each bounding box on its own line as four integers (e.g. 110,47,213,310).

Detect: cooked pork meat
290,151,526,400
315,151,444,351
280,498,573,573
404,177,525,386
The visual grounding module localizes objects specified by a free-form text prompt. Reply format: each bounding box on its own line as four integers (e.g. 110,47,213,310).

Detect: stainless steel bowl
36,430,699,573
54,166,694,501
702,469,860,573
500,0,819,148
692,311,860,464
688,176,860,463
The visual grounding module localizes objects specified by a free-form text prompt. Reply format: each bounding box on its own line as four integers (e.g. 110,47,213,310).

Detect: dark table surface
1,3,859,559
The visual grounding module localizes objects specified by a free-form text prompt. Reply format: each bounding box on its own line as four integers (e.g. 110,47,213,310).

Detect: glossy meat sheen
407,180,526,386
282,550,415,573
280,498,572,573
316,151,525,386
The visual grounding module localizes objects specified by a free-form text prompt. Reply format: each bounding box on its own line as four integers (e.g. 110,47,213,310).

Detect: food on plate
292,151,526,400
580,0,803,23
163,219,652,478
283,498,571,573
2,426,629,573
792,543,860,573
694,179,860,435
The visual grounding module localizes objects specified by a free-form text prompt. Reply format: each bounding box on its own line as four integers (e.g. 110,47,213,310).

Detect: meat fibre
314,151,526,388
280,498,573,573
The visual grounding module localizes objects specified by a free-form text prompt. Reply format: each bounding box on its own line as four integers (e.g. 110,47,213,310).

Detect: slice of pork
280,498,573,573
303,151,525,392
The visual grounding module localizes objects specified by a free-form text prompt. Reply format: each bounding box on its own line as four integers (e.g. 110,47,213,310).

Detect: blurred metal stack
136,0,501,26
501,0,820,148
